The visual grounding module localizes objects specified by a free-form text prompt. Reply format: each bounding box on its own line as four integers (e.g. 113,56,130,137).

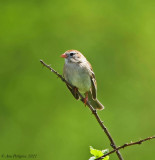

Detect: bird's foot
73,87,78,94
73,87,78,96
84,92,88,106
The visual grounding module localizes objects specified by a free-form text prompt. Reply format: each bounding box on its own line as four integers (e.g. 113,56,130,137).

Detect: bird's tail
88,92,104,110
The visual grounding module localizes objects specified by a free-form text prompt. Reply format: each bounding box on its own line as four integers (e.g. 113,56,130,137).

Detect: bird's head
61,50,86,63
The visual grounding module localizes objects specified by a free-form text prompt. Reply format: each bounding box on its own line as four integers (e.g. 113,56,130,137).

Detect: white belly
64,62,91,93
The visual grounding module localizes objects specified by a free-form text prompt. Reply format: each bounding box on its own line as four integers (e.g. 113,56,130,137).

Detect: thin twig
40,60,124,160
96,136,155,160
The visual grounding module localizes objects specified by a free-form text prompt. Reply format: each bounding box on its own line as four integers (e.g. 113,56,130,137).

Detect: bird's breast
64,62,91,93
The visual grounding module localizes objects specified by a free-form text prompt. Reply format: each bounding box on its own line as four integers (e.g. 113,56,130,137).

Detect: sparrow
61,50,104,110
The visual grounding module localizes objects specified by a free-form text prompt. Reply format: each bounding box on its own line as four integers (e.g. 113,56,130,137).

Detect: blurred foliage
0,0,155,160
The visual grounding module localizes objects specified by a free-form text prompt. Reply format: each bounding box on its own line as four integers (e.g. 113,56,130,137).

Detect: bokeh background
0,0,155,160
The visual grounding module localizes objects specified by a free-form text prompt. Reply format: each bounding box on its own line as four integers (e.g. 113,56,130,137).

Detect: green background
0,0,155,160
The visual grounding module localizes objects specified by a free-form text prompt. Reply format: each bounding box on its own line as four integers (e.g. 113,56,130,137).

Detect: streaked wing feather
90,73,97,100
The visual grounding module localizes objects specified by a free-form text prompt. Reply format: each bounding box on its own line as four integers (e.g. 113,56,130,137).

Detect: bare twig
40,59,123,160
96,136,155,160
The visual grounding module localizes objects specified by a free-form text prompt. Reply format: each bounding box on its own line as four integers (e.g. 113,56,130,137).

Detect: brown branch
96,136,155,160
40,60,124,160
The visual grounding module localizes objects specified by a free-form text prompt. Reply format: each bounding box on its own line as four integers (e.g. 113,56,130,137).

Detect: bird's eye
70,53,75,56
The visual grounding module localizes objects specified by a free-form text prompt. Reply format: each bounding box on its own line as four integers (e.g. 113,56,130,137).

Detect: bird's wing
86,62,97,100
90,72,97,100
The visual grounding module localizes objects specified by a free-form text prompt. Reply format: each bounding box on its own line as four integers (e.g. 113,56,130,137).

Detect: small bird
61,50,104,110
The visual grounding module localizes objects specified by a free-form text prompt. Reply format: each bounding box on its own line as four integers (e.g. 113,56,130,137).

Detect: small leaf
102,149,109,160
103,155,109,160
90,146,103,158
89,146,109,160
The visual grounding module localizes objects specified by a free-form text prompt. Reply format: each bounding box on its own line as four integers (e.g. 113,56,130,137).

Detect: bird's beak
60,53,67,58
